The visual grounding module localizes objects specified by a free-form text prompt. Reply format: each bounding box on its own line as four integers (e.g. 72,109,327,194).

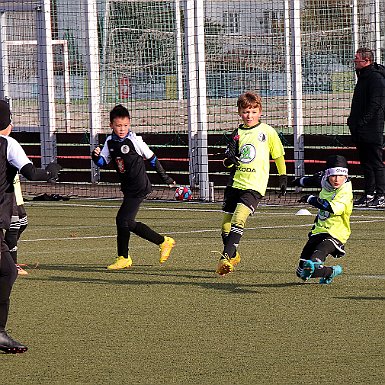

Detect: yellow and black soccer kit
221,122,286,259
296,178,353,279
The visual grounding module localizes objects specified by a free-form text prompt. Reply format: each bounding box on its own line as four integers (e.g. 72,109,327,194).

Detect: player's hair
356,47,374,63
110,104,130,123
0,100,12,131
237,92,262,111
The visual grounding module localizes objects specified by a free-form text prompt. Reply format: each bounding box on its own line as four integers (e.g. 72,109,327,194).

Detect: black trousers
0,230,18,331
115,195,164,258
356,142,385,195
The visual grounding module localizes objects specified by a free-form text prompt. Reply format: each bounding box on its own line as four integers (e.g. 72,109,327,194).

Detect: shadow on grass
336,296,385,301
26,264,302,294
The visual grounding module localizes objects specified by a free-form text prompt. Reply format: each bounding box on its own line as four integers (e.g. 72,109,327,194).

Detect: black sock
223,225,243,259
133,222,164,245
117,227,130,258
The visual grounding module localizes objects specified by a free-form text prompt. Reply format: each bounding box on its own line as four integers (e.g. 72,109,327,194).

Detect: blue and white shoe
319,265,343,284
300,260,315,281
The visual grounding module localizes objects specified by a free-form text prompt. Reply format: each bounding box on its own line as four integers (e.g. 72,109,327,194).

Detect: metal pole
35,0,57,167
0,12,9,100
209,181,214,202
284,0,293,129
100,0,111,103
174,0,183,101
290,0,304,178
195,0,209,201
374,0,381,63
184,0,199,190
85,0,102,183
62,40,71,132
352,0,359,54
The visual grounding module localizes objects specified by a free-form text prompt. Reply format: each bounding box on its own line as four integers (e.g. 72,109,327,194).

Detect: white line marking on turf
27,202,222,212
27,201,385,219
19,223,314,242
356,275,385,279
21,235,116,242
20,216,385,242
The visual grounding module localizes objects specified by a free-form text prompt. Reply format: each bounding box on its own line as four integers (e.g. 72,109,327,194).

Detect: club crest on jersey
318,209,330,221
115,157,125,173
121,144,130,154
239,144,256,164
258,132,267,142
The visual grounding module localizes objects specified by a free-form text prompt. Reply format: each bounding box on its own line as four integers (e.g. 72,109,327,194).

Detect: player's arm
135,135,175,187
298,194,334,213
291,171,323,188
328,189,351,215
7,136,61,181
269,130,287,195
148,154,175,187
274,155,287,195
91,145,108,168
20,163,61,182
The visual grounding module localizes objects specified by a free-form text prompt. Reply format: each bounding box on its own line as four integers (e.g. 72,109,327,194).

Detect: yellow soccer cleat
107,256,133,270
216,257,234,276
159,236,176,264
230,251,241,267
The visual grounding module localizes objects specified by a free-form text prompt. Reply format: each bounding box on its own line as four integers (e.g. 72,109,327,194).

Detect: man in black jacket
347,47,385,208
0,100,61,353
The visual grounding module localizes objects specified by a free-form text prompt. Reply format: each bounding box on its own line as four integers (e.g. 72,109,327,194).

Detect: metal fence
0,0,384,200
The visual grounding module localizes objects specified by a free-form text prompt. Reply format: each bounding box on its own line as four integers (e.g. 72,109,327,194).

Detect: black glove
298,194,311,204
279,174,287,196
223,155,240,168
224,138,239,168
289,177,302,187
45,162,62,182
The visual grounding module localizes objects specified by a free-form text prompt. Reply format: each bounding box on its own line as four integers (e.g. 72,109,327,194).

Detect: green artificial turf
1,200,384,384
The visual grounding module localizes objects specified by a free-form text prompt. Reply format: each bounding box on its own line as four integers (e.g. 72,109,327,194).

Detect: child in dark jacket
92,104,176,270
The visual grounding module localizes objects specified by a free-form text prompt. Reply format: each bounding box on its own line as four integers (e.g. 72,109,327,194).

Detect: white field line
355,275,385,279
27,202,221,212
20,217,385,243
26,201,385,218
20,223,313,243
20,207,385,280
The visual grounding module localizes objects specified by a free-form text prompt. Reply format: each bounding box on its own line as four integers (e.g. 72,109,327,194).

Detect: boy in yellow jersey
294,155,353,284
216,92,287,275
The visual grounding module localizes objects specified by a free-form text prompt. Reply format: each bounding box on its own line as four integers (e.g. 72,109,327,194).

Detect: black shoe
353,194,374,207
0,330,28,354
367,195,385,208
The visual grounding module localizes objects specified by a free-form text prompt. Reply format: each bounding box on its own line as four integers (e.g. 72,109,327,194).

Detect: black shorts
222,186,262,214
17,205,27,219
300,233,345,260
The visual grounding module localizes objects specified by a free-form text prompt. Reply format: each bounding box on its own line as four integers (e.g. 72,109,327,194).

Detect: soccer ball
175,186,192,201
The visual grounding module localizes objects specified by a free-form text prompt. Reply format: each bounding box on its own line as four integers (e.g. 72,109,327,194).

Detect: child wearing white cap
292,155,353,284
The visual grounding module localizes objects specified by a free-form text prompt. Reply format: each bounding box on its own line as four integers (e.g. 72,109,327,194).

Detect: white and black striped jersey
0,135,32,229
99,132,154,197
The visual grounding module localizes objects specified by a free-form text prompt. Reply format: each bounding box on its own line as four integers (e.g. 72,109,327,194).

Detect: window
223,11,239,34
